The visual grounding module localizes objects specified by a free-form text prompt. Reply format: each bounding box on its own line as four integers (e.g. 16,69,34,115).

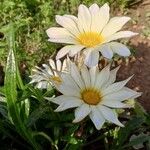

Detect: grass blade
4,23,41,150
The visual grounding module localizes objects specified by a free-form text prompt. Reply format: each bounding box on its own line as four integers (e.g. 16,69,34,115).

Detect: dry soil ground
118,0,150,111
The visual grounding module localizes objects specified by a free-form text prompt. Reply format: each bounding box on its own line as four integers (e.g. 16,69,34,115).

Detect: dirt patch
118,0,150,111
118,39,150,112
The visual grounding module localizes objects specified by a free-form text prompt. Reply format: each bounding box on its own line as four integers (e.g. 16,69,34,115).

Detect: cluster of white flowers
30,3,141,130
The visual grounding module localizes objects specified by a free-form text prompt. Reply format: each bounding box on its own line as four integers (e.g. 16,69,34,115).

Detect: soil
117,0,150,112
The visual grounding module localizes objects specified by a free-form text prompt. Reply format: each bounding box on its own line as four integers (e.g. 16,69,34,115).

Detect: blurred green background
0,0,140,68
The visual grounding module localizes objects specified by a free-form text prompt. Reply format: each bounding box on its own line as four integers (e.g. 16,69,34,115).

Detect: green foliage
0,0,56,68
0,0,141,68
4,24,41,149
112,116,145,149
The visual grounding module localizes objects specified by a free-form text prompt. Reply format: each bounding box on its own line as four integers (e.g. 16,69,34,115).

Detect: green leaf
4,23,21,129
134,101,147,117
123,135,150,148
0,120,30,149
0,102,8,118
26,103,49,127
33,132,57,150
4,23,41,150
62,125,79,142
145,114,150,125
20,98,30,122
66,143,82,150
146,139,150,150
114,117,145,149
28,86,44,101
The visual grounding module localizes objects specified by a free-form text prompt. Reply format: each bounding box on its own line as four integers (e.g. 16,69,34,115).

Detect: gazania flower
30,59,67,89
48,63,141,130
46,3,138,67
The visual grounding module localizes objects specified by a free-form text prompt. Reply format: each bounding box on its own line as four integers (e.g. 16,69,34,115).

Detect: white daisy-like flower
30,59,67,89
46,3,138,67
47,62,141,130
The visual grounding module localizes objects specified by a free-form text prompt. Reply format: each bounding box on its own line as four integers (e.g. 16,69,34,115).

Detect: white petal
36,82,44,89
89,106,105,130
37,81,49,89
49,59,56,70
46,27,76,44
96,3,110,32
101,100,129,108
42,64,53,76
68,45,84,57
78,4,91,32
103,87,141,102
99,44,113,59
89,4,100,32
49,95,82,105
55,99,82,112
124,87,142,99
89,3,99,13
106,31,138,42
98,105,124,127
101,17,131,37
30,74,43,83
104,66,120,88
56,73,80,97
89,66,98,87
56,15,80,36
110,42,131,57
102,76,133,95
56,60,62,71
90,3,110,32
63,15,78,22
48,37,76,44
73,104,91,123
80,65,91,88
62,59,69,73
46,27,72,39
56,45,73,60
70,62,85,89
85,49,99,67
95,64,110,89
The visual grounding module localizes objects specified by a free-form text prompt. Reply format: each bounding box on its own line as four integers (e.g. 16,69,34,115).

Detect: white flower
47,63,141,130
46,3,138,67
30,59,67,89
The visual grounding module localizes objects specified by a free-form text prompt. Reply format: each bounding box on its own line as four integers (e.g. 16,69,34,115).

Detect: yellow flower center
81,88,102,105
50,76,62,84
77,32,104,48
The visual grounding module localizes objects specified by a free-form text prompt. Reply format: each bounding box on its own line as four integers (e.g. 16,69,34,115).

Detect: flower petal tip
133,32,139,35
103,3,109,7
96,126,102,130
79,4,86,8
123,16,131,21
134,92,142,98
55,15,60,19
72,119,79,123
120,124,124,127
54,108,61,112
56,56,59,60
